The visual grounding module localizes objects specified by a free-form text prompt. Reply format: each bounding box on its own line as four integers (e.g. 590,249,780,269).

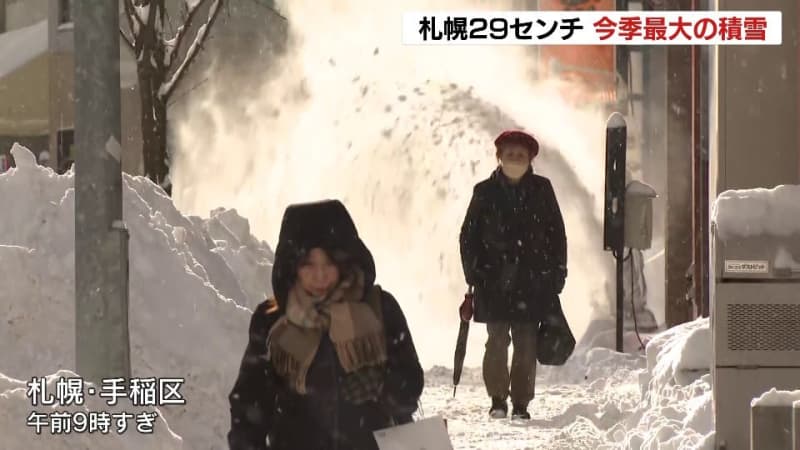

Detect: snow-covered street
421,338,713,450
0,145,717,449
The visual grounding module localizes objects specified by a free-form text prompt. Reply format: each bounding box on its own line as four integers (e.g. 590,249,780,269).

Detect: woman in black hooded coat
227,200,424,450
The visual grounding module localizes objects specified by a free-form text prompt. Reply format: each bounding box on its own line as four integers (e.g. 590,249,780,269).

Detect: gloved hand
460,288,475,322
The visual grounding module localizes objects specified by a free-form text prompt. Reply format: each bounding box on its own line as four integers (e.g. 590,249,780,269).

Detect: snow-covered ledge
750,389,800,449
712,185,800,240
794,401,800,449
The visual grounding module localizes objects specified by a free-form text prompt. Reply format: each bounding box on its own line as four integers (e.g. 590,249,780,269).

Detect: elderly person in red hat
459,130,567,420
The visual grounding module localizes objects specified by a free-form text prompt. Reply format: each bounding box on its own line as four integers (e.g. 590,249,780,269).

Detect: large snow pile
552,318,714,450
0,144,273,449
619,317,714,449
712,185,800,239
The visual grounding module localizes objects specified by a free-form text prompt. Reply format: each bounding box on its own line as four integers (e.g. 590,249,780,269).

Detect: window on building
56,129,74,173
58,0,71,25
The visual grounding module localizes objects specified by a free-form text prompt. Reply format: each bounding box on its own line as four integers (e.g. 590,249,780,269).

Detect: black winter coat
227,292,423,450
459,168,568,323
228,199,424,450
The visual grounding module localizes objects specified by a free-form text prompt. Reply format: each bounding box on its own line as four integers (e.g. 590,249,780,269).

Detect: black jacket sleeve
543,179,568,278
459,186,485,286
379,291,424,423
228,302,280,450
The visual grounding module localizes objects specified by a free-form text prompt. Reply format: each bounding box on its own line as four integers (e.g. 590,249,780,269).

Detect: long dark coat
459,168,568,324
227,200,424,450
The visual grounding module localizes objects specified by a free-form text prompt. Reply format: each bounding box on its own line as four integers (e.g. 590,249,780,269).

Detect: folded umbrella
453,289,474,397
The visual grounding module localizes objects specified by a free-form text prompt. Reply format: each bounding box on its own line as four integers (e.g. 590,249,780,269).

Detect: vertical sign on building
536,0,617,109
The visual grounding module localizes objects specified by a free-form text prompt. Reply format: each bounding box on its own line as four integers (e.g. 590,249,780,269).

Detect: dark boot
511,403,530,420
489,397,507,419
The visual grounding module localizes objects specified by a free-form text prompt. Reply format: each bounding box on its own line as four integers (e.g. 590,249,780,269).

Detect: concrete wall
5,0,48,32
47,0,147,175
712,0,800,196
0,54,49,136
47,49,144,175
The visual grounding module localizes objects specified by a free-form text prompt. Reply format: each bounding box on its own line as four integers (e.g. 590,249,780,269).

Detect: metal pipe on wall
616,0,630,114
700,41,710,318
691,0,704,318
664,0,694,327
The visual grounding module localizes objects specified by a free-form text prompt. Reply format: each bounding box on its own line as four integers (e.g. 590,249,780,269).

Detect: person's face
297,248,340,297
498,144,530,165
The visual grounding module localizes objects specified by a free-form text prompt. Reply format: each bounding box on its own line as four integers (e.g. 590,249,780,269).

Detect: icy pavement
423,375,624,449
420,349,647,450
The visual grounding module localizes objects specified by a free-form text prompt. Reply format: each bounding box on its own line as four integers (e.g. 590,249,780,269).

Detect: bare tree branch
122,0,145,55
129,0,148,32
122,0,136,37
145,0,158,35
158,0,222,100
119,28,135,50
163,6,177,37
166,0,207,68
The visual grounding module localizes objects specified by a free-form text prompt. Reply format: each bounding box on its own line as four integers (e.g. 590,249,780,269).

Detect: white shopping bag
373,416,454,450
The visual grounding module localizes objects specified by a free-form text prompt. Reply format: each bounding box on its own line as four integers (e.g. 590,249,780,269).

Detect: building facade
0,0,287,174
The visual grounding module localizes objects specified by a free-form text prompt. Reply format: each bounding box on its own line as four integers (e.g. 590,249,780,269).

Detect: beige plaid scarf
267,269,388,394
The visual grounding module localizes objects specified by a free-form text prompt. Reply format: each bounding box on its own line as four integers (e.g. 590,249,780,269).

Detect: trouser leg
483,322,511,399
509,321,538,405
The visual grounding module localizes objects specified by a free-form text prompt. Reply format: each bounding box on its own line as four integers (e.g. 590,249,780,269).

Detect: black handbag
536,297,575,366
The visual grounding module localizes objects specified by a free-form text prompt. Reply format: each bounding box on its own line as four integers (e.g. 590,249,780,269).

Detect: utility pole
664,0,694,327
73,0,131,383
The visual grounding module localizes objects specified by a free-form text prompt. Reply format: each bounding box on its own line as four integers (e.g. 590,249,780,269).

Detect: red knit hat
494,130,539,159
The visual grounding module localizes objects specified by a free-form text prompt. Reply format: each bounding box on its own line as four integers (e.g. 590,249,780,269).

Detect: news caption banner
24,375,185,435
401,11,782,45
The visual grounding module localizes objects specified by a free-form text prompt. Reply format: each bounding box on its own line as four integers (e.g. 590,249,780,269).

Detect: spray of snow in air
172,0,616,368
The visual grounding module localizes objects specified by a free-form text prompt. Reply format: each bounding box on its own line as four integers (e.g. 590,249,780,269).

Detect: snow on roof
712,185,800,239
0,20,49,79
